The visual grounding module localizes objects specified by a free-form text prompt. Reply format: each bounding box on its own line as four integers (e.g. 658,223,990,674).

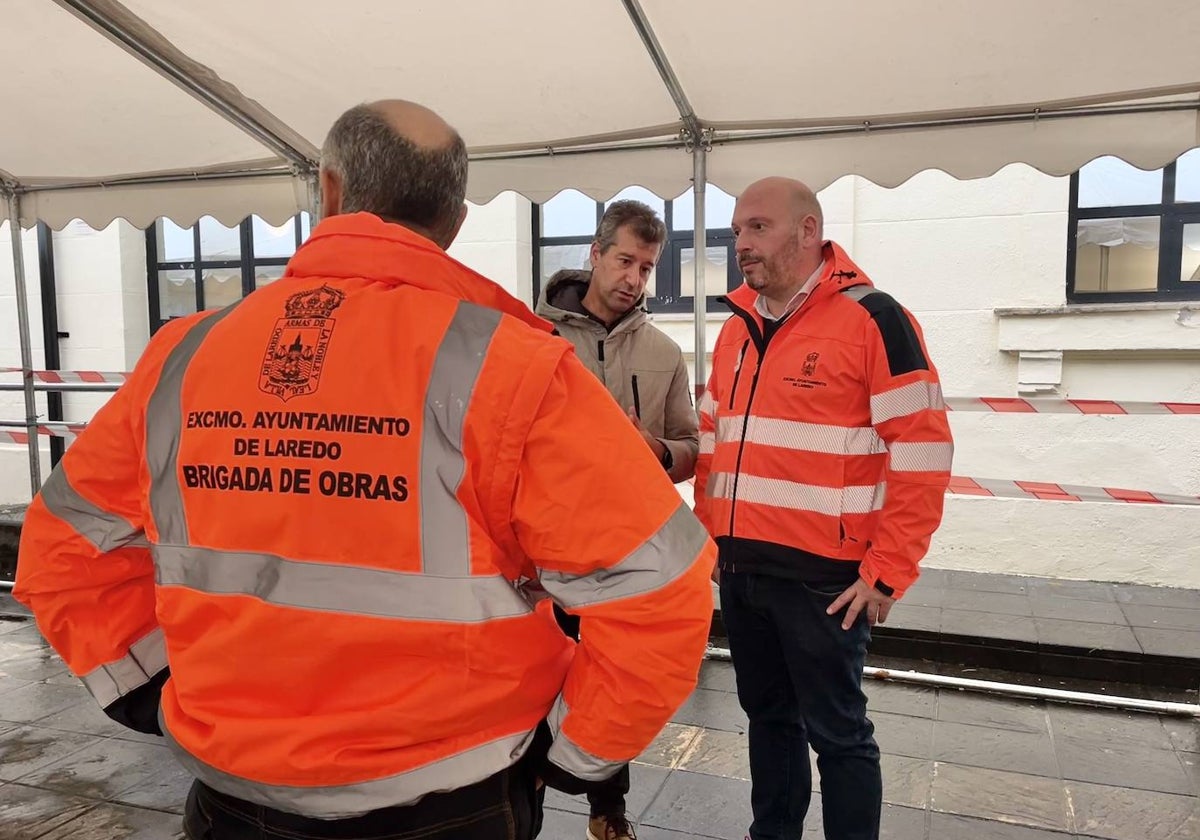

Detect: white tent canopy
2,0,1199,229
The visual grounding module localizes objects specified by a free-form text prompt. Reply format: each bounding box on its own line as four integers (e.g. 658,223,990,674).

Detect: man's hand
827,579,895,630
628,407,667,462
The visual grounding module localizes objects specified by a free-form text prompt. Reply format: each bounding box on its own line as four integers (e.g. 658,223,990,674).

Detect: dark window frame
1067,159,1200,303
532,192,740,313
146,215,306,333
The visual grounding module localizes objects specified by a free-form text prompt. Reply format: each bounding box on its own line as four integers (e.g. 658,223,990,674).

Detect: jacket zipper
727,340,750,409
721,300,775,538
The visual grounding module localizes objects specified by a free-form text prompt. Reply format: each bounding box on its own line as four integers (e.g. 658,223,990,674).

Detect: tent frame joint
681,127,713,155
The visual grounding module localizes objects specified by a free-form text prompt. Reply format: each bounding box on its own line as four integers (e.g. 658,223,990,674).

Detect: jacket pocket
727,340,750,410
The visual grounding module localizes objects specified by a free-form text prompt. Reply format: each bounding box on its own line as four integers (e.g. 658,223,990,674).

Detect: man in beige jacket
537,200,699,485
535,200,700,840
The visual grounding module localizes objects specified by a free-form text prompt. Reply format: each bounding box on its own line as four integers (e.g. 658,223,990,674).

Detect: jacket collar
725,241,873,322
536,269,647,336
288,212,552,334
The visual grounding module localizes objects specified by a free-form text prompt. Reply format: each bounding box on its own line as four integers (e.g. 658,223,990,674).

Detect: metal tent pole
617,0,709,394
6,191,41,496
692,143,707,393
305,172,321,222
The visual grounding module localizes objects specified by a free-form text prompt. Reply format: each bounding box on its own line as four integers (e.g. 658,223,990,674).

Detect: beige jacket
536,270,698,482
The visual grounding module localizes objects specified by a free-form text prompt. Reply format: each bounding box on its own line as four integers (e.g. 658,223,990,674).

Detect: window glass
1077,157,1163,208
1074,217,1160,293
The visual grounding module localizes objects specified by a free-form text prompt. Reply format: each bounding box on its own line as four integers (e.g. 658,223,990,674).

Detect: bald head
731,177,826,310
319,99,468,248
740,177,823,234
368,99,458,150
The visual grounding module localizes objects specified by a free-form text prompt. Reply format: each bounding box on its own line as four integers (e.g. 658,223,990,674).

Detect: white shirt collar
755,260,826,322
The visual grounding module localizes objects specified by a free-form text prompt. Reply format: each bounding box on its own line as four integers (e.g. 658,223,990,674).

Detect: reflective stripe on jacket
14,213,715,818
694,241,951,599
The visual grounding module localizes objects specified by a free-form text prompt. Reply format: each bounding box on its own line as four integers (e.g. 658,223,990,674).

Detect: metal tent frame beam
619,0,711,392
51,0,318,172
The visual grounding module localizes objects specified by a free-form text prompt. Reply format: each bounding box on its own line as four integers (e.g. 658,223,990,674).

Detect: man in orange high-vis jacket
695,177,952,840
14,100,715,840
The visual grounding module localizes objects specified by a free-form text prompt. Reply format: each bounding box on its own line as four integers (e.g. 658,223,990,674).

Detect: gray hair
594,200,666,253
320,105,468,236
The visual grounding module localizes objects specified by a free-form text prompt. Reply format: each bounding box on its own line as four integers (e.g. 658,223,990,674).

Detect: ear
440,203,468,249
589,240,603,267
319,168,342,220
801,213,822,247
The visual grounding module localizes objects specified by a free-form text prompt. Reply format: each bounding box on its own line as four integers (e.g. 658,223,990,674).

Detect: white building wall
447,193,533,304
2,170,1198,587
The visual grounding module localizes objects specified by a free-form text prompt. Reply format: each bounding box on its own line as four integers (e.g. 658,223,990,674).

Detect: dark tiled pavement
854,569,1200,690
2,612,1198,839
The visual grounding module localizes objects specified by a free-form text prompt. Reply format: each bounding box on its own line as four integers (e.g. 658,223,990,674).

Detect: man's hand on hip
828,579,895,630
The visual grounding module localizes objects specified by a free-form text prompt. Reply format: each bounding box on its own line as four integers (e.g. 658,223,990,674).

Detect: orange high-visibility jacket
15,213,715,818
694,241,951,599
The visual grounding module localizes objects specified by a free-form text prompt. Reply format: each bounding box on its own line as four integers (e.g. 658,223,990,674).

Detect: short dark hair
595,200,666,253
321,105,468,236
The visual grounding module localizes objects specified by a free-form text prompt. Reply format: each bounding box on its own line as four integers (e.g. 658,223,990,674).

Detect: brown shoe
587,814,637,840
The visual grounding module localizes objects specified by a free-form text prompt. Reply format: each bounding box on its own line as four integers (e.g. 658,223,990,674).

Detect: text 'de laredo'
181,408,412,503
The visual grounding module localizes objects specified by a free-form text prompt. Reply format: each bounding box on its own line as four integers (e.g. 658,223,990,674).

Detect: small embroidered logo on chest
802,351,820,377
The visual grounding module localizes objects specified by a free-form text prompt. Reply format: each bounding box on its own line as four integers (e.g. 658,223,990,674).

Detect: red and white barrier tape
5,425,1197,506
3,374,1198,414
0,423,89,446
0,368,128,384
681,475,1199,507
946,397,1199,415
948,476,1200,506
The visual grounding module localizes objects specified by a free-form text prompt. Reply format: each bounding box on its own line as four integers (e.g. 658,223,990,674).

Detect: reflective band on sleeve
870,381,945,425
38,467,145,552
160,711,538,819
699,432,715,455
888,441,954,472
538,502,708,609
720,415,886,456
420,302,502,577
153,545,533,623
544,694,627,782
698,390,717,418
146,306,241,546
79,627,167,708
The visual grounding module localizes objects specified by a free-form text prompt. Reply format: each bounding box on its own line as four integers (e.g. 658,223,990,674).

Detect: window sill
646,311,732,322
995,301,1200,358
995,301,1200,317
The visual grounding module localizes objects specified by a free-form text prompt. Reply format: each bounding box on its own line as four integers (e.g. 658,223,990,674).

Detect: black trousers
720,571,882,840
553,605,631,818
182,737,546,840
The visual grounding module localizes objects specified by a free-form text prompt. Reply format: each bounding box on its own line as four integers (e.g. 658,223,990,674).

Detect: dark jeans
182,746,545,840
720,571,881,840
553,605,631,818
